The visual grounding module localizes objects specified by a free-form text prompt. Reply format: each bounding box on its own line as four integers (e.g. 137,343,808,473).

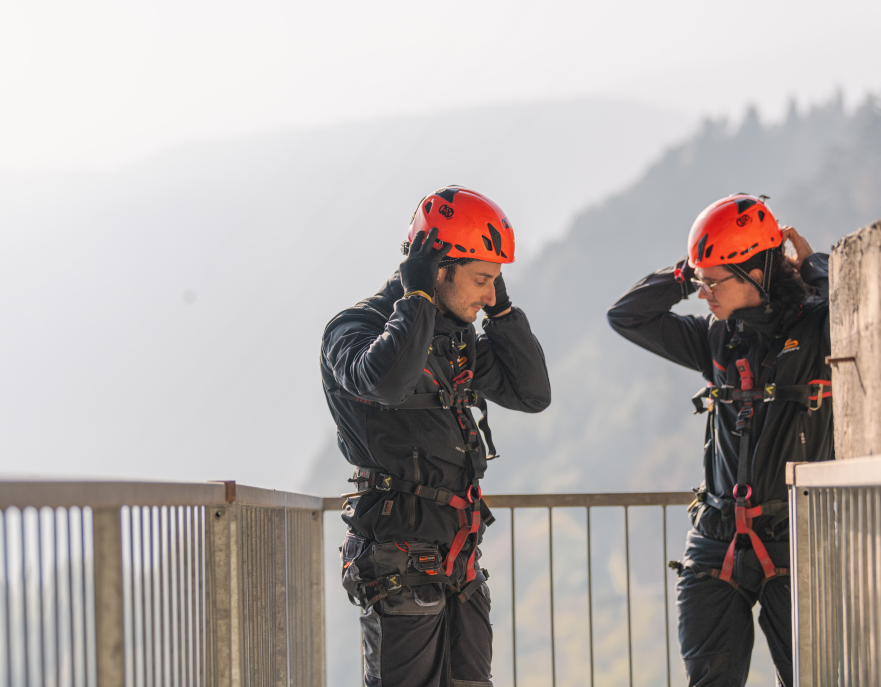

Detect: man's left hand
781,225,814,270
483,273,512,318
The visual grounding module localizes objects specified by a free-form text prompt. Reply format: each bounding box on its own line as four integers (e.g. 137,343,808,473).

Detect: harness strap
354,567,490,609
328,386,479,411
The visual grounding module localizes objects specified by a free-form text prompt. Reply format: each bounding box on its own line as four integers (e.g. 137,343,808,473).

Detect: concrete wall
829,219,881,460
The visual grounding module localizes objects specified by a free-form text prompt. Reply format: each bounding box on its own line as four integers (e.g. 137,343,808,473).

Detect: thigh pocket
340,531,372,604
374,542,447,616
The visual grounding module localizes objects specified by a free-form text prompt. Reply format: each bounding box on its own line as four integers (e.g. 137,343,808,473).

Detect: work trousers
676,529,792,687
341,531,493,687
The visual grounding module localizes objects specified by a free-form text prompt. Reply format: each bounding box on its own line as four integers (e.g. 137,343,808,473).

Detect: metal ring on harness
733,483,752,501
467,485,481,504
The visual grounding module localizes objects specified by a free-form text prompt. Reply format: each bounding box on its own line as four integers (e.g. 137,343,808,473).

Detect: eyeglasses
691,274,737,298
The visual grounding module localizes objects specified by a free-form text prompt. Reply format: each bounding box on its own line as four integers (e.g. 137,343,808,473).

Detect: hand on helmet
483,272,512,318
780,225,813,270
400,227,452,298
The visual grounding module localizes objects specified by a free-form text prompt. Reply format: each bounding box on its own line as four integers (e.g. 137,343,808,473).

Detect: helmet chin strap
728,249,774,305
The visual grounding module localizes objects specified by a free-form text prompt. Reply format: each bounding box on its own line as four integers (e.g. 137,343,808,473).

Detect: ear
437,267,448,284
749,268,764,284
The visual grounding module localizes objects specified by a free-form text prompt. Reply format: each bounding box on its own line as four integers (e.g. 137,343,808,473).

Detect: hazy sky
1,0,879,170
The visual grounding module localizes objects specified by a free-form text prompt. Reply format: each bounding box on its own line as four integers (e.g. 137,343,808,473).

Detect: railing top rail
787,455,881,488
321,491,694,512
0,479,323,510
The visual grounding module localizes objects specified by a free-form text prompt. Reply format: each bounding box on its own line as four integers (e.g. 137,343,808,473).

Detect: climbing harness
339,342,497,608
677,329,831,594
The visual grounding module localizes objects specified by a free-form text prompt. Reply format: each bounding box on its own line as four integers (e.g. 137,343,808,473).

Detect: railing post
789,466,813,687
93,507,125,687
309,508,326,687
271,507,288,687
208,501,244,687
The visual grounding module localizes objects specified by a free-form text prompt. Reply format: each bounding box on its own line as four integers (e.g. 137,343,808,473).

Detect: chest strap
328,385,479,411
692,379,831,414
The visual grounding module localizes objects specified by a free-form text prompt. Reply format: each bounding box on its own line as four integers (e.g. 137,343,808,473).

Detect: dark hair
726,247,811,311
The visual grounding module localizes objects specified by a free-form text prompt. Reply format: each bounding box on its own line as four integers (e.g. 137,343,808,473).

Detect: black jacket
607,254,833,541
321,270,551,546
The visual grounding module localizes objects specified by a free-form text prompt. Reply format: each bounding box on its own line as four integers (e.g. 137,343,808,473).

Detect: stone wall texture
829,219,881,460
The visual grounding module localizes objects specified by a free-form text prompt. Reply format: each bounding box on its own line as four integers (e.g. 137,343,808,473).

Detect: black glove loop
400,228,453,298
483,272,512,317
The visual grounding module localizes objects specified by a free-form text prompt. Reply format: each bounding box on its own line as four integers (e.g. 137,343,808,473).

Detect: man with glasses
607,194,833,687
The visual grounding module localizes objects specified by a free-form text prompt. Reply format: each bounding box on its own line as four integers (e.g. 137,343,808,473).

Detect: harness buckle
385,575,402,592
762,384,776,402
718,385,735,404
808,382,828,411
376,474,393,491
438,389,451,410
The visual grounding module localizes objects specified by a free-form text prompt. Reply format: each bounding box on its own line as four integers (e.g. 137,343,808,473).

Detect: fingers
409,229,427,254
434,241,453,261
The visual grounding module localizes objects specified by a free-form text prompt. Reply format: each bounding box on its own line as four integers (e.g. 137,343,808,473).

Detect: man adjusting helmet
608,194,833,687
321,186,551,687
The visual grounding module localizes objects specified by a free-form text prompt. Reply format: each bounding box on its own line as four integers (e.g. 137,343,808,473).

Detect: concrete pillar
828,218,881,460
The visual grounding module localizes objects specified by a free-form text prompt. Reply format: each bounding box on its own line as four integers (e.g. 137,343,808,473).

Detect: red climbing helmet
408,186,515,264
688,194,782,268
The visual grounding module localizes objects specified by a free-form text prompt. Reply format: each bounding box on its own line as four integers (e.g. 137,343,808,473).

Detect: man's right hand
400,228,452,298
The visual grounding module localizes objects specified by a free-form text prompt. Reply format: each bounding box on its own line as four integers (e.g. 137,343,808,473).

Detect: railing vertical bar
200,507,208,687
54,509,61,687
69,509,77,687
548,508,556,687
662,506,671,687
624,506,633,687
146,508,155,687
2,510,10,687
190,506,197,687
840,488,850,686
178,507,186,687
174,507,182,687
859,489,868,687
870,487,881,684
130,506,139,687
262,508,270,686
823,489,842,685
195,507,203,687
510,507,517,687
138,506,153,687
812,489,824,683
22,511,30,687
37,509,46,687
159,507,168,687
80,507,90,687
587,506,594,687
182,506,193,685
239,506,254,685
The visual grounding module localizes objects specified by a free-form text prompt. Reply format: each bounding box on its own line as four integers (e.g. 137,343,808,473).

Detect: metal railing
322,491,694,687
789,456,881,687
0,480,325,687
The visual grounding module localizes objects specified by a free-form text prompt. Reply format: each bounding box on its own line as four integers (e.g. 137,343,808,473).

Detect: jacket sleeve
472,307,552,413
607,260,714,376
800,252,831,355
322,296,437,405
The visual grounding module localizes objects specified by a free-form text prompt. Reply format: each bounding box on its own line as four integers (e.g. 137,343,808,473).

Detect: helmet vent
696,234,708,262
758,211,765,222
455,244,467,253
735,198,757,213
487,223,502,255
482,236,493,251
705,244,714,259
434,188,459,203
727,251,738,259
424,201,433,214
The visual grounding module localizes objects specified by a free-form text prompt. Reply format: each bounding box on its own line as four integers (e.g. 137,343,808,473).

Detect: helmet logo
736,215,752,227
439,204,454,219
501,218,511,229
